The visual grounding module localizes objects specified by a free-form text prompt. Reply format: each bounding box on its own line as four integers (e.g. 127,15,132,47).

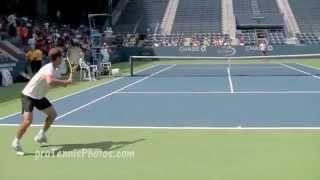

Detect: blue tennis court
1,62,320,128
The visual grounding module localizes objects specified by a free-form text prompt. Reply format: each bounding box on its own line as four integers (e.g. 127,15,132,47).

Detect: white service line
227,67,234,93
55,65,176,120
281,63,320,80
1,123,320,130
0,64,159,121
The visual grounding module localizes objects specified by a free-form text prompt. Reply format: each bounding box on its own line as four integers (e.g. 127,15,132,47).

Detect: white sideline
116,91,320,94
281,63,320,80
0,123,320,130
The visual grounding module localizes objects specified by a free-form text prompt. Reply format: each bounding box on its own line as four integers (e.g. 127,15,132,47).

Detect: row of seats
233,0,280,15
237,29,286,45
296,33,320,44
267,30,286,45
0,54,15,68
172,0,222,33
288,0,320,33
144,33,231,47
113,0,320,38
114,0,169,34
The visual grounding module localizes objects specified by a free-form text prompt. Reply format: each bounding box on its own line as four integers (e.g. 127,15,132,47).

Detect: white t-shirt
22,63,60,99
100,48,110,62
259,43,267,51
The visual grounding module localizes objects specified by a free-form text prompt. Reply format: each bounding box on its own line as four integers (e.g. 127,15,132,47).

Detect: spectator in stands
203,38,210,47
25,48,43,75
239,37,245,46
28,33,36,50
20,26,29,45
7,14,17,27
6,14,17,37
100,42,111,63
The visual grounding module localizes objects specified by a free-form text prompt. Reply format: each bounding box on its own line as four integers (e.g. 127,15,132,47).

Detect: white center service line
227,67,234,93
56,65,176,120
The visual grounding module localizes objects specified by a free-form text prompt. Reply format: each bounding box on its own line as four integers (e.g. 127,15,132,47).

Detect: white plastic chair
79,58,98,81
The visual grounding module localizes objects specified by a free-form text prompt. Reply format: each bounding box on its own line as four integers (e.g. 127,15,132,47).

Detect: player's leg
12,112,33,156
12,95,34,155
41,106,57,132
16,112,33,139
34,105,57,145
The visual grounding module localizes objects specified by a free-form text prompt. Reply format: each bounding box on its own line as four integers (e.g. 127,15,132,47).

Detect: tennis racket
59,48,80,80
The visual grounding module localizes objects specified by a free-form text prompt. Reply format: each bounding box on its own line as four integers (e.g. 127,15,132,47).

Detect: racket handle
68,73,73,81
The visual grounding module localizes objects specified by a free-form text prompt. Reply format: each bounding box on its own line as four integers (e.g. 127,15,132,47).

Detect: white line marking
281,63,320,80
56,65,176,120
227,67,234,93
1,124,320,130
131,54,320,60
0,77,124,121
116,91,320,94
295,63,320,70
0,64,159,121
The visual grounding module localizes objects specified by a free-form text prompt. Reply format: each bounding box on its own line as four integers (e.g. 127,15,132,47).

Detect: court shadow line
25,138,145,156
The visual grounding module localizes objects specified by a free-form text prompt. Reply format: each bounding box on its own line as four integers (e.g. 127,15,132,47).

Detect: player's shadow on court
25,139,145,156
51,139,145,152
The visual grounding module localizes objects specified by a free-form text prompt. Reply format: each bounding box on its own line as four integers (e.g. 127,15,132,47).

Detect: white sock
12,137,20,145
38,129,46,136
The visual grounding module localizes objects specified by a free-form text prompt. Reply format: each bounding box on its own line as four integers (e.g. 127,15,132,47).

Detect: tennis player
259,41,267,56
11,48,72,156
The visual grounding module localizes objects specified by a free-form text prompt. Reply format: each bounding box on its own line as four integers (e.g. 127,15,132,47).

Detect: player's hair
49,48,62,62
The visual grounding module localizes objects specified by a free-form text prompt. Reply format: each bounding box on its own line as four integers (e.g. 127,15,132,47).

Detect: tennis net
129,54,320,77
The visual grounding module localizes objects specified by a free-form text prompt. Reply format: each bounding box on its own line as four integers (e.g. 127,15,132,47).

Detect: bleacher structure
289,0,320,34
112,0,320,46
171,0,222,33
0,55,15,70
232,0,286,45
114,0,169,34
288,0,320,44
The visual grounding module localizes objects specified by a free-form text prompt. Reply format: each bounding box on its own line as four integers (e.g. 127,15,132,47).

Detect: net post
129,56,133,76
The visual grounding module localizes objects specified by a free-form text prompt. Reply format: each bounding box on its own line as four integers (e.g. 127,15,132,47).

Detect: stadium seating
114,0,169,33
171,0,222,33
0,53,16,69
288,0,320,33
296,33,320,45
140,33,230,48
237,29,286,46
233,0,280,15
267,30,286,45
233,0,286,45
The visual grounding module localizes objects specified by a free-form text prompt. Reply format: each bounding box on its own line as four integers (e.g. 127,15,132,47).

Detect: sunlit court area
1,0,320,179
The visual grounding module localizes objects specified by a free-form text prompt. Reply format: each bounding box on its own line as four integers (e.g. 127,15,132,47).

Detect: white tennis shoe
11,141,25,156
34,133,48,146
